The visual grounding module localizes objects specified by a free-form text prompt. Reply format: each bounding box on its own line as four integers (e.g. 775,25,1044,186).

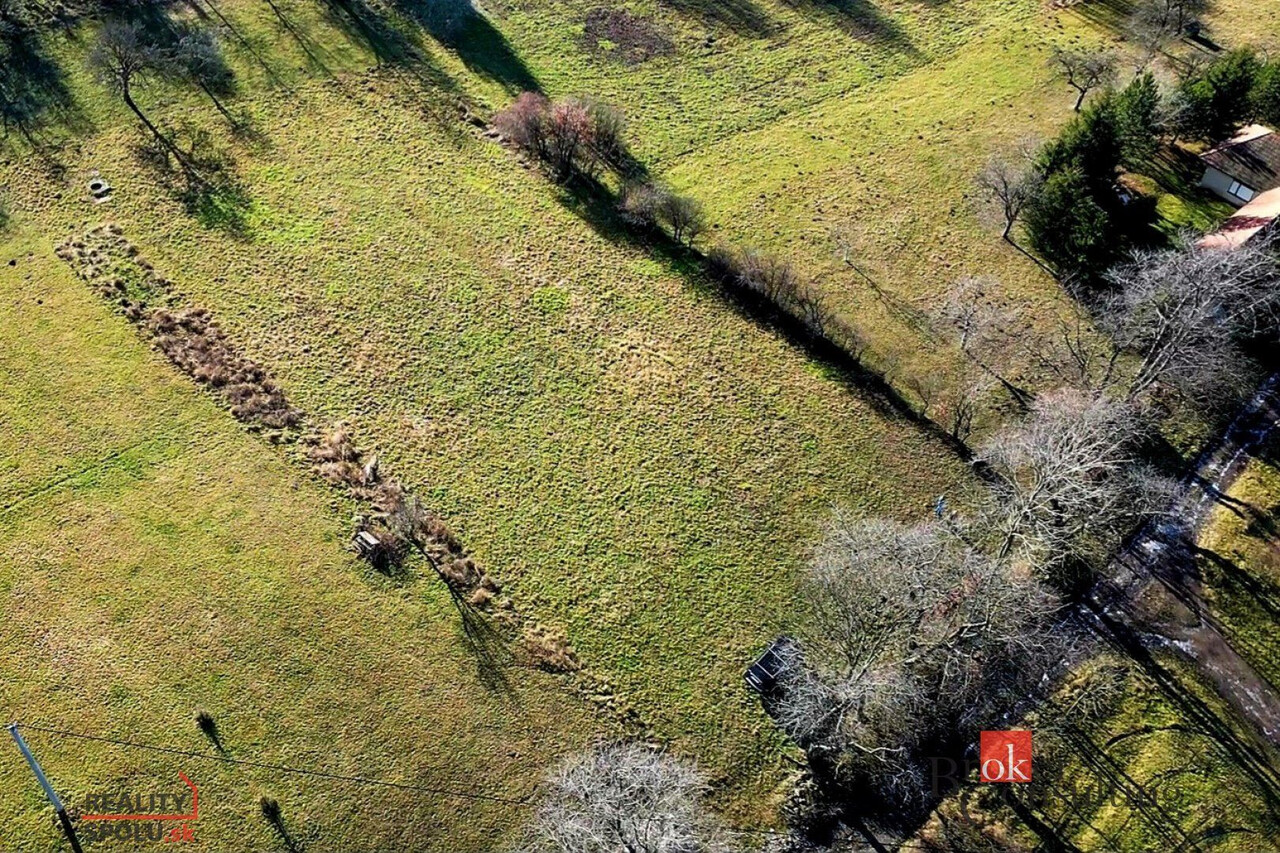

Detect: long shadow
1069,0,1138,36
314,0,461,97
415,545,517,695
554,173,977,462
260,0,336,76
1085,598,1280,812
1198,547,1280,633
389,0,540,94
781,0,915,52
0,25,86,147
1058,720,1204,850
446,586,517,695
317,0,419,66
656,0,777,38
260,798,305,853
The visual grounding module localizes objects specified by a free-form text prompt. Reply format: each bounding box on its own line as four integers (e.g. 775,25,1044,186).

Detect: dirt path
1095,372,1280,749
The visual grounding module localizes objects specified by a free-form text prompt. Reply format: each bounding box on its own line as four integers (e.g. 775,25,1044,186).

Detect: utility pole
7,723,84,853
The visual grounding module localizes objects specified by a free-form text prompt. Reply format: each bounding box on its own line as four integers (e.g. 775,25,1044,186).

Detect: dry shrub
56,226,171,304
307,426,368,488
523,624,580,672
58,229,299,432
496,92,628,182
440,556,481,588
617,182,704,244
494,91,550,157
146,307,302,430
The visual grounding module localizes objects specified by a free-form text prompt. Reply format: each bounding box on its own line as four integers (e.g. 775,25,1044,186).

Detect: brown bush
146,307,302,431
494,91,550,158
497,92,628,182
617,181,663,229
522,624,580,672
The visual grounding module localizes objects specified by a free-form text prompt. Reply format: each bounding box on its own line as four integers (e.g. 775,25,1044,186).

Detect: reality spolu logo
75,772,198,844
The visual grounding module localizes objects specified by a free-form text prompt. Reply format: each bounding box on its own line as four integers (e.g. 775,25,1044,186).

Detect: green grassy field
3,0,1279,846
0,222,608,851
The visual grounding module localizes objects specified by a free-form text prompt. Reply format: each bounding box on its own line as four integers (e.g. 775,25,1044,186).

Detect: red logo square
980,730,1032,783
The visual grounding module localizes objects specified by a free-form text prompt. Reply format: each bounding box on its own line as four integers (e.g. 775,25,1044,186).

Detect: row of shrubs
58,226,304,433
495,92,871,379
494,92,707,247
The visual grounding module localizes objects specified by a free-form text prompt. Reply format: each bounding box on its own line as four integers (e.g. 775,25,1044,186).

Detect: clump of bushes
57,227,301,431
705,245,866,357
305,428,495,592
617,181,705,245
494,92,628,181
148,307,302,431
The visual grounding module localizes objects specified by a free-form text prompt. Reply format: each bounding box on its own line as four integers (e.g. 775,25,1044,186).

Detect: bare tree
581,96,627,170
932,277,1033,410
979,389,1173,585
90,21,197,175
494,91,550,159
544,98,597,180
657,191,705,245
519,743,736,853
166,26,237,125
1102,239,1280,406
617,182,705,244
495,93,625,182
1051,47,1118,111
775,516,1059,808
1129,0,1209,60
1009,306,1124,396
974,149,1042,243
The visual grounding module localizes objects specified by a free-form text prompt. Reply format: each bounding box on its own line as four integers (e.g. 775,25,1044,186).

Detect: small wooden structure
353,530,383,560
744,637,795,695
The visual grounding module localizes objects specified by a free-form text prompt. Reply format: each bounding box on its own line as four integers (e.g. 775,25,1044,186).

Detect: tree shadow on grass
135,120,255,237
318,0,419,65
445,586,518,696
1069,0,1139,38
0,26,89,150
415,544,517,697
258,0,337,77
553,173,975,462
780,0,916,53
1085,598,1280,811
315,0,463,97
657,0,777,38
389,0,540,94
1197,547,1280,636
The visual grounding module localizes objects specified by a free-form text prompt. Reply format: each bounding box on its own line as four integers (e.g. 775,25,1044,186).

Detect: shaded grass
1199,438,1280,691
920,653,1280,852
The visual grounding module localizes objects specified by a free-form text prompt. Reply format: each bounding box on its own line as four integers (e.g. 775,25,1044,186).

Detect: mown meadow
2,0,1278,846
